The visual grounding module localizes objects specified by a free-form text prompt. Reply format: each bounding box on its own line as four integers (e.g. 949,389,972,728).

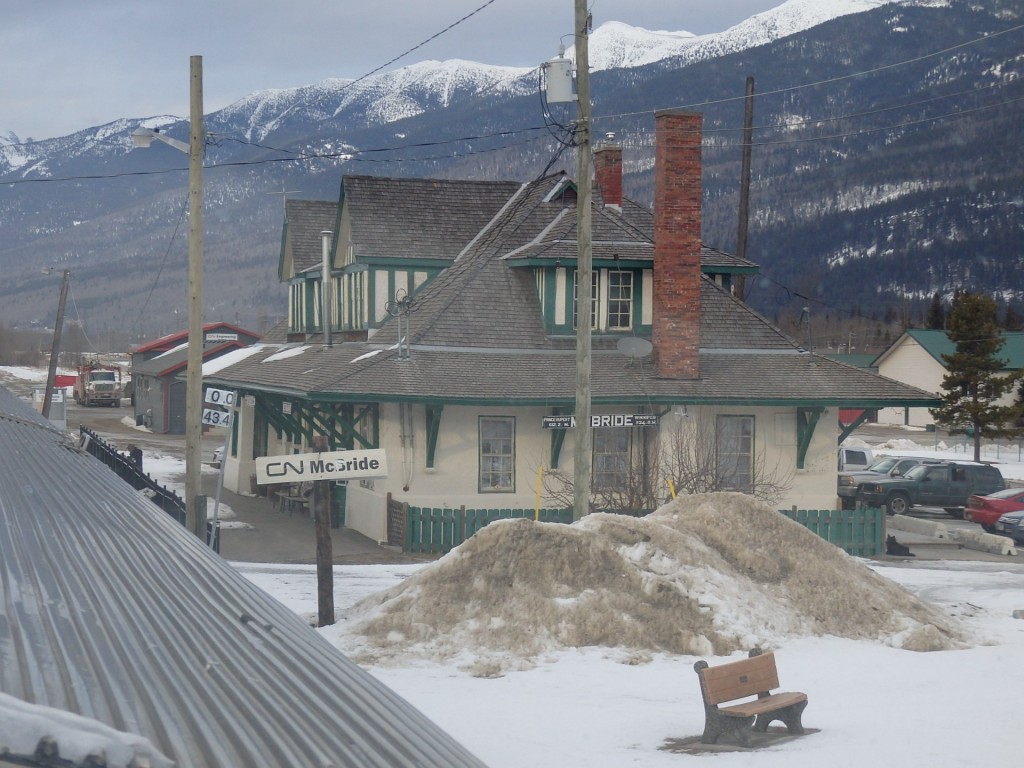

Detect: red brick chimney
652,110,702,379
594,140,623,208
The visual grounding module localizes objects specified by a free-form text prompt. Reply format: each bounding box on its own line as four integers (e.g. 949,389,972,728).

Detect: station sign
255,448,388,484
202,408,233,427
542,413,659,429
204,387,236,407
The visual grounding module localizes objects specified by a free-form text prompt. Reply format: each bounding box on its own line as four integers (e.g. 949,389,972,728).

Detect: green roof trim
205,379,939,409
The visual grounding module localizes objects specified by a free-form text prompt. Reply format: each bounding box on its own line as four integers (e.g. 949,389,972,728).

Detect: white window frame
593,429,630,490
606,270,633,330
479,416,515,493
716,415,754,494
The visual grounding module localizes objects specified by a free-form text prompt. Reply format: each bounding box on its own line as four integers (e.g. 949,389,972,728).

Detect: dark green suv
858,461,1005,517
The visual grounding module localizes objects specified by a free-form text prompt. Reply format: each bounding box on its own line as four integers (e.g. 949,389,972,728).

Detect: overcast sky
2,1,784,142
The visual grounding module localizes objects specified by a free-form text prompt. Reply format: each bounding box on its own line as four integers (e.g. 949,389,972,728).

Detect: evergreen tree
926,292,945,329
930,292,1023,461
1003,303,1023,331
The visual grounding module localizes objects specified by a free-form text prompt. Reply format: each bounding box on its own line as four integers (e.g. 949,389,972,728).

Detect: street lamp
132,55,206,539
41,267,70,420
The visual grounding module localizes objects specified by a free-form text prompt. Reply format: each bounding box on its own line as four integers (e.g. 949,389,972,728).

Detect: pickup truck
837,456,939,509
858,461,1005,517
838,446,874,472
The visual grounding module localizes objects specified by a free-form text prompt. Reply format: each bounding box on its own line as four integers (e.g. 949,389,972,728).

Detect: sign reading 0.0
255,449,388,484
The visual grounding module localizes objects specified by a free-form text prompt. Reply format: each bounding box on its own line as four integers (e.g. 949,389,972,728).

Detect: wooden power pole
572,0,593,522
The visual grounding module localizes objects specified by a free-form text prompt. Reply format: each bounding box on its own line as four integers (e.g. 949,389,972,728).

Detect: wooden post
313,436,334,626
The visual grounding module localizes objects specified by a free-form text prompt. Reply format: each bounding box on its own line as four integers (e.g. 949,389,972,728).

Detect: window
607,270,633,330
572,270,599,329
480,416,515,492
573,269,634,331
716,415,753,493
594,429,630,489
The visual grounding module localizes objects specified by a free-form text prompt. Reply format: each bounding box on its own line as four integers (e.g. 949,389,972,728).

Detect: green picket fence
780,507,885,557
406,507,574,554
404,504,884,557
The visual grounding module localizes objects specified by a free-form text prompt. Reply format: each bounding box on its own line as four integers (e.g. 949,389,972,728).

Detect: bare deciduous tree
539,410,793,515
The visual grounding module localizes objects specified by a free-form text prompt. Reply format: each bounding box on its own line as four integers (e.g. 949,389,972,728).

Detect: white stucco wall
875,337,944,427
222,399,844,542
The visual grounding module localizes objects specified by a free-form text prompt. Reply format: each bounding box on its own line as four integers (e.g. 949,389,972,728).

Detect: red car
965,488,1024,531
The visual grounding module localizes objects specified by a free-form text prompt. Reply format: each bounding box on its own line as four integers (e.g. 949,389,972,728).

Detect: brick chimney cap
655,108,702,119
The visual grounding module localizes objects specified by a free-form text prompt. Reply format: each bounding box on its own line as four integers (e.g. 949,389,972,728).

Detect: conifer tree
930,292,1023,461
926,292,945,329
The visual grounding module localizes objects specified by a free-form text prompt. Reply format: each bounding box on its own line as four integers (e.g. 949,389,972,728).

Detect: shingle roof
207,276,937,408
212,172,935,408
343,175,523,261
0,385,488,768
283,199,339,274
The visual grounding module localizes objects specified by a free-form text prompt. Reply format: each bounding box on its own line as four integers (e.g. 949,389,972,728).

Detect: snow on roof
263,345,310,362
0,692,173,768
201,343,270,375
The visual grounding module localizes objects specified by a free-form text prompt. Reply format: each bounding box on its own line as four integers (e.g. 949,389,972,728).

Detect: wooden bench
693,648,807,746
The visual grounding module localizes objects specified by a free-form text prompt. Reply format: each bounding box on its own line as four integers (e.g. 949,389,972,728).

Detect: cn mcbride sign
255,449,388,485
542,413,659,429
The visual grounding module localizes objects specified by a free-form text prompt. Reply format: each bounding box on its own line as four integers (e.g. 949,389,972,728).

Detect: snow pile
341,494,969,672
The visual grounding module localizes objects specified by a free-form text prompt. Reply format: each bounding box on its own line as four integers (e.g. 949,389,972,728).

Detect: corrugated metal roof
0,386,488,768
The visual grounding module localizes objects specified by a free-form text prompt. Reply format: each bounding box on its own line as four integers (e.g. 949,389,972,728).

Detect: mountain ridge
0,0,1019,347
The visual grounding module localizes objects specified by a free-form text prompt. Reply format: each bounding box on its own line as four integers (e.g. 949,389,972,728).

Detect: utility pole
321,230,333,349
312,435,335,627
42,269,70,419
572,0,593,521
185,55,206,539
735,76,755,302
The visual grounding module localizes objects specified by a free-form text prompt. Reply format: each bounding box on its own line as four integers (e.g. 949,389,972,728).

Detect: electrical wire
130,194,189,334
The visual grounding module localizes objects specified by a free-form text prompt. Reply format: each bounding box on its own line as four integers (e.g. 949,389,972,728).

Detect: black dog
886,534,914,557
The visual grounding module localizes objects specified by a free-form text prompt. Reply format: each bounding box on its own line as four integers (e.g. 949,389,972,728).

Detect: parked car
964,487,1024,532
837,456,939,509
838,446,874,473
994,509,1024,544
858,461,1005,517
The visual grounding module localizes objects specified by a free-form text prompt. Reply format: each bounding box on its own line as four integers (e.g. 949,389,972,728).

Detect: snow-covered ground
239,553,1022,768
3,365,1022,766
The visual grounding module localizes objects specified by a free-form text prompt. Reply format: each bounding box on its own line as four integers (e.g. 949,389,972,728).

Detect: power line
335,0,501,94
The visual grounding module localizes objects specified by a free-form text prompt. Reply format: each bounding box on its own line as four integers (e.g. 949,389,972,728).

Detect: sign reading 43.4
202,408,233,427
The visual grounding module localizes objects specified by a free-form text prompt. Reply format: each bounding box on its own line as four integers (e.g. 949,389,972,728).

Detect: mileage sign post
255,447,388,627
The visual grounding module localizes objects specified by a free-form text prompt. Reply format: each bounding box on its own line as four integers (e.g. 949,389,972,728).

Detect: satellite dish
616,337,653,359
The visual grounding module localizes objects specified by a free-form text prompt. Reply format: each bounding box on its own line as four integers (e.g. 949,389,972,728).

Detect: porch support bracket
838,410,871,445
796,407,824,470
425,404,444,469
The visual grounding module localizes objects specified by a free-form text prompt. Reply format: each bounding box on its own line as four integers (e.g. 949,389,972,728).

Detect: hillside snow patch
337,493,970,672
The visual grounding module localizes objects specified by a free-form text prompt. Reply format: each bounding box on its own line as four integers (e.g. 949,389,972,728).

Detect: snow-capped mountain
0,0,1018,344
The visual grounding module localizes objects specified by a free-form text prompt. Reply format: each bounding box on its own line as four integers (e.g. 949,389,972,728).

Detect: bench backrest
698,651,780,705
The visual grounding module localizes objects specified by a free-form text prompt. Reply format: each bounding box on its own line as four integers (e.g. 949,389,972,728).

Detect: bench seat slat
719,691,807,718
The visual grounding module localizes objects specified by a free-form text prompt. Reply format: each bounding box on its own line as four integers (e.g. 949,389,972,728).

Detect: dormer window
573,269,634,332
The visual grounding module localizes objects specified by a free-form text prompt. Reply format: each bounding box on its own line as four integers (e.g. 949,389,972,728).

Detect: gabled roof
874,328,1024,369
131,322,259,354
281,199,339,277
342,175,523,261
0,386,487,768
131,341,247,378
210,172,937,409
